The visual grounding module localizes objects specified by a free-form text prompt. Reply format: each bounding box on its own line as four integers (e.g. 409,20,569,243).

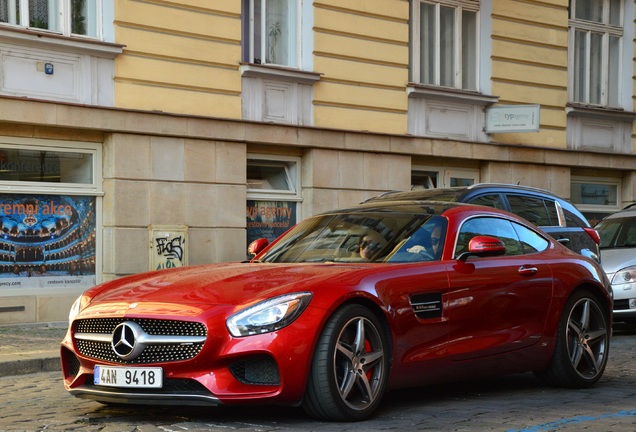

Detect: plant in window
71,0,86,34
268,21,281,64
30,17,47,29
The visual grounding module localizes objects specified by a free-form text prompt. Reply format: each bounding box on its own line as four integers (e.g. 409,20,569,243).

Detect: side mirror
458,235,506,261
248,238,269,257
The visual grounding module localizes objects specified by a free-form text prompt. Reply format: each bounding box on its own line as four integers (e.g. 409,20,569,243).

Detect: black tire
535,290,610,388
302,304,390,421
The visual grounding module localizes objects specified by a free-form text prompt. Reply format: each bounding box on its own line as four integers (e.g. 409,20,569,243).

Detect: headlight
611,266,636,286
226,292,312,337
68,294,89,323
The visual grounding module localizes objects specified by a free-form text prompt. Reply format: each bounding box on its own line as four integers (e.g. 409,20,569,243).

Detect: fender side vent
410,293,442,319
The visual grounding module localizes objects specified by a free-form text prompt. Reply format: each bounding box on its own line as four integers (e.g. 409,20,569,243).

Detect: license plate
94,366,163,388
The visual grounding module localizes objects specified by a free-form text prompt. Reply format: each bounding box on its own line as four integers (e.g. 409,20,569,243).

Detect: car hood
81,262,376,317
600,248,636,275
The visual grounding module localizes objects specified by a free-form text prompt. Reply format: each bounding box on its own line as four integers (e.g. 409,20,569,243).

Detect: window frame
570,176,622,214
411,166,479,189
410,0,480,91
244,0,302,68
0,136,103,195
568,0,624,107
0,0,102,39
247,154,301,201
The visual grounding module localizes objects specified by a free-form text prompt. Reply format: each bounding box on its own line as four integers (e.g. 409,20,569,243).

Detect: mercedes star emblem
111,321,145,360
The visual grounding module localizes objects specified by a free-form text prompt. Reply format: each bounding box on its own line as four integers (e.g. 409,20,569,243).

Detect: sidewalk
0,322,67,377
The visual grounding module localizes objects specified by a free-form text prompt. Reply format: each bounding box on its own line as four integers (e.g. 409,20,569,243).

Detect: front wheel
302,304,390,421
535,290,610,388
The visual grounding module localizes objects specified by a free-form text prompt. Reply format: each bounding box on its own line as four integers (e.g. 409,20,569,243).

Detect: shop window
571,177,621,223
0,137,101,293
246,156,301,257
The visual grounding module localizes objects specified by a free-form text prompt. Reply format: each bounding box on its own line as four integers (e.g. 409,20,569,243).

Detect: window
569,0,623,107
570,177,621,220
0,137,101,192
455,217,523,257
244,0,300,67
246,155,301,257
507,195,559,227
411,0,479,90
412,167,479,189
0,0,100,38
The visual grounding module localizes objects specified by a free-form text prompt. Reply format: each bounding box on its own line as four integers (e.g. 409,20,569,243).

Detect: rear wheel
536,290,609,388
302,304,389,421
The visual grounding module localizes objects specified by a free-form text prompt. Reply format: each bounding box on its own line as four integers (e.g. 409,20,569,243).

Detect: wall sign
486,104,540,133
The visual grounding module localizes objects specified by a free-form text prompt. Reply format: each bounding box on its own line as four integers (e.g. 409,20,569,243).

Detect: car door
446,216,553,361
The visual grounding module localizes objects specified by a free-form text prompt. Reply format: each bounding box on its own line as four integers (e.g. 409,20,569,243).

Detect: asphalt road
1,324,636,432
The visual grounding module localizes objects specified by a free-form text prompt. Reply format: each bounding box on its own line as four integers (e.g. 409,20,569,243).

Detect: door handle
518,265,538,276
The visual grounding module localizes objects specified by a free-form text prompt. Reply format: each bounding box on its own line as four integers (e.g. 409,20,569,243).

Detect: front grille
614,299,634,311
229,355,280,386
76,318,206,336
74,318,207,364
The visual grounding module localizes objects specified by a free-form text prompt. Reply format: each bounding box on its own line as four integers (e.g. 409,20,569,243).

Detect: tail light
583,227,601,245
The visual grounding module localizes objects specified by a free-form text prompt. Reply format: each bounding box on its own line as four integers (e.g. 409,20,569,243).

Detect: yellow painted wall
114,0,242,119
313,0,410,133
490,0,569,148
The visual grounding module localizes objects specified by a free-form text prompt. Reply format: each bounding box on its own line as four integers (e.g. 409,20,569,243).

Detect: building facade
0,0,634,324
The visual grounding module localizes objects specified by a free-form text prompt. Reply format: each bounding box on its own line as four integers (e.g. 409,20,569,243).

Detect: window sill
240,63,322,84
407,83,499,105
566,103,636,121
0,25,123,57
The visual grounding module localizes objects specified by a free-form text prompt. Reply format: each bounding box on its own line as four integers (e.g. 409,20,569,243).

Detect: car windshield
258,210,447,263
596,216,636,249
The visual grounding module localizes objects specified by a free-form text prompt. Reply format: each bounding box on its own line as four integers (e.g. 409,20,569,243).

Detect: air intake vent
410,292,442,319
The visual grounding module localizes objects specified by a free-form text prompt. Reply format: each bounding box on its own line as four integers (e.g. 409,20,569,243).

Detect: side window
468,194,505,210
507,195,554,226
511,222,549,254
455,217,523,258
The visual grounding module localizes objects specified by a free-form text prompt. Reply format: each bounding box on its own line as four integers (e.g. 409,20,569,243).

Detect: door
446,216,553,361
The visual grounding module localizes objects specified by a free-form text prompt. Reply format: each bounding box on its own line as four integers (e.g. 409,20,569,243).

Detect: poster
0,193,96,290
246,200,297,257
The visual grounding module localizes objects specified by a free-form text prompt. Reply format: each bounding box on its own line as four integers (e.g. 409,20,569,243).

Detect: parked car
595,204,636,323
365,183,601,262
61,201,612,421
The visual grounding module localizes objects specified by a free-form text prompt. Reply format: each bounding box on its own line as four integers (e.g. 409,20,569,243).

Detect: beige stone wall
302,149,411,216
490,0,569,149
312,0,409,134
102,133,248,281
0,294,78,325
480,161,571,199
113,0,241,118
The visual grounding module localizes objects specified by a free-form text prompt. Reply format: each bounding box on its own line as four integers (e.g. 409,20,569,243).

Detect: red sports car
61,201,612,421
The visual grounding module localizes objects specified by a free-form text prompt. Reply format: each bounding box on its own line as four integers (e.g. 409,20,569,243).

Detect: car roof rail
467,183,556,196
622,202,636,210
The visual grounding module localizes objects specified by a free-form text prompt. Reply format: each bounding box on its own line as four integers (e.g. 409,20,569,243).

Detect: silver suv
595,204,636,323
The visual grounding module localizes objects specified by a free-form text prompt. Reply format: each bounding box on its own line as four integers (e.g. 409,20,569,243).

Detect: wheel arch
316,297,394,370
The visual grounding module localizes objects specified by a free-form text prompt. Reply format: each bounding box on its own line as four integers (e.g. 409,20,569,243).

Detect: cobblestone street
1,324,636,431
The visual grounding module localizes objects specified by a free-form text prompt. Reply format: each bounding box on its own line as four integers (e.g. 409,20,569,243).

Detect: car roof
364,183,560,203
601,202,636,218
323,200,470,216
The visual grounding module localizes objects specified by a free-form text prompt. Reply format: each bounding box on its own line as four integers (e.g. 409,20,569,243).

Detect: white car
595,204,636,323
